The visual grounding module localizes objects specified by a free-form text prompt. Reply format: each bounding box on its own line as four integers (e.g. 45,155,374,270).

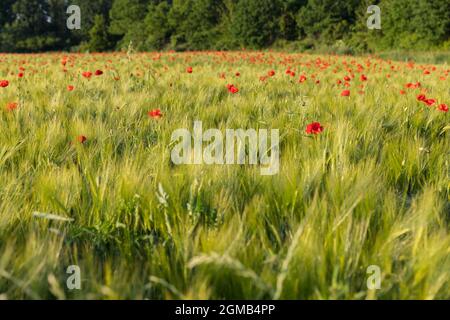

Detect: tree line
0,0,449,53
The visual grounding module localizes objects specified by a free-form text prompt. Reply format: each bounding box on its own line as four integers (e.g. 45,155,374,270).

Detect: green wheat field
0,51,449,300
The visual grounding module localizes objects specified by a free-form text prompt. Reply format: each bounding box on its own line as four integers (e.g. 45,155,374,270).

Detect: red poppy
235,72,240,77
6,102,18,111
187,67,193,74
148,109,163,119
82,71,92,79
18,73,24,78
417,94,427,102
344,75,351,81
67,85,75,91
406,82,421,89
341,90,350,97
299,75,307,83
95,70,103,76
227,84,239,94
0,80,9,88
360,74,367,81
305,122,324,135
399,90,406,95
268,70,275,77
77,135,87,144
424,99,436,106
438,104,448,112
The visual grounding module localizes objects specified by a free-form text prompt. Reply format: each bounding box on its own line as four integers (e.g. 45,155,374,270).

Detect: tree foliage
0,0,448,52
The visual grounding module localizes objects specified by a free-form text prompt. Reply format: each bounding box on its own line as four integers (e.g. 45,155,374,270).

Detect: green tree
297,0,360,45
109,0,149,49
0,0,15,28
230,0,282,48
69,0,114,48
181,0,225,50
145,1,173,50
86,15,112,52
377,0,450,50
1,0,56,52
166,0,193,50
278,0,307,41
0,0,16,51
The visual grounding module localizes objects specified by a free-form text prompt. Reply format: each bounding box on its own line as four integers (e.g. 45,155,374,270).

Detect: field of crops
0,51,448,299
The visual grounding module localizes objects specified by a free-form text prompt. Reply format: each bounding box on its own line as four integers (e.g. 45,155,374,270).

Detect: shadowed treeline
0,0,449,53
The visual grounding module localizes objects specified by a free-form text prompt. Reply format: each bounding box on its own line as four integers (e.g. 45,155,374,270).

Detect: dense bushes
0,0,449,52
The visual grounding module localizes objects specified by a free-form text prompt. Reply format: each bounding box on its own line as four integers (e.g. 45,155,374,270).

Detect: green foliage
297,0,360,45
177,0,224,50
144,1,173,50
109,0,149,49
86,15,113,52
1,0,56,52
230,0,282,48
377,0,450,50
0,0,449,53
69,0,114,48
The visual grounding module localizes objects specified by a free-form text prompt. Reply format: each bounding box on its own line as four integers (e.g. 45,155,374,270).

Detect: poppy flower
235,72,240,77
77,135,87,144
399,90,406,95
0,80,9,88
187,67,193,74
227,84,239,94
417,94,427,102
18,73,24,78
344,75,351,81
67,85,75,91
82,71,92,79
406,82,421,89
424,99,436,106
95,70,103,76
148,109,163,119
438,104,448,112
305,122,324,135
6,102,18,111
360,74,367,81
341,90,350,97
299,75,307,83
268,70,275,77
